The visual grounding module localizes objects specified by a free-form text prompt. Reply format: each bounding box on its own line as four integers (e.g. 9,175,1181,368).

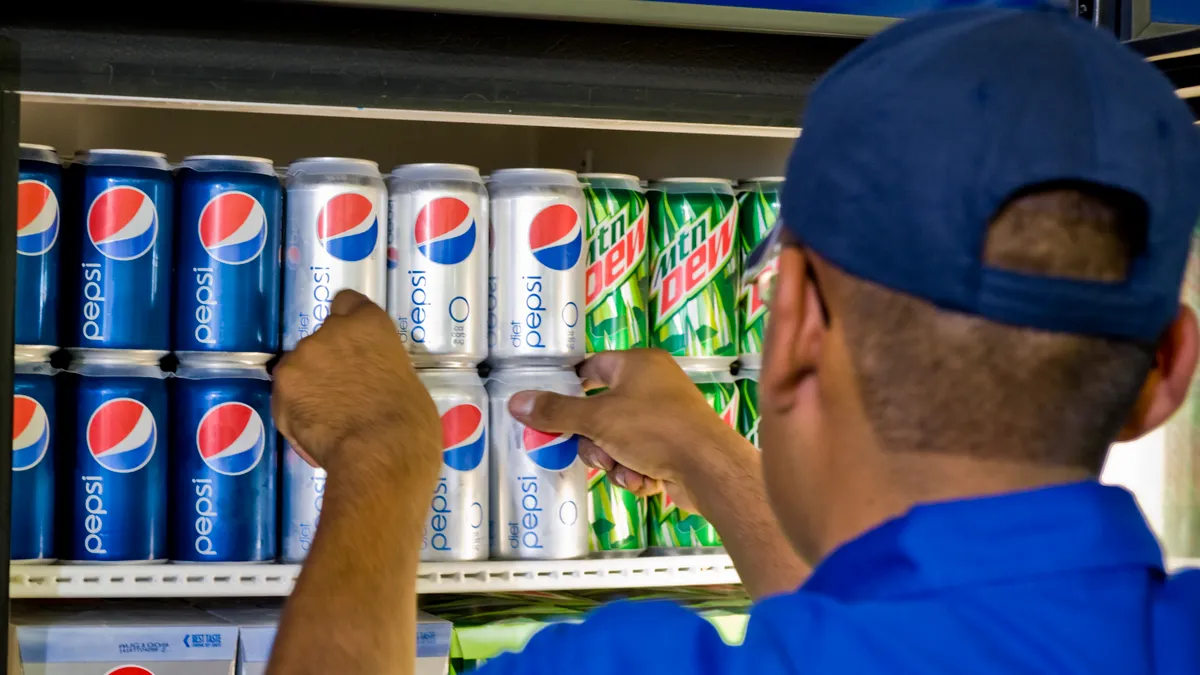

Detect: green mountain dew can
649,179,739,369
736,178,782,369
647,365,739,554
581,174,650,352
588,467,647,557
736,367,760,449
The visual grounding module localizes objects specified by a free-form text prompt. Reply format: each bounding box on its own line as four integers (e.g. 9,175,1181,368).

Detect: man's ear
1116,304,1199,442
759,248,825,411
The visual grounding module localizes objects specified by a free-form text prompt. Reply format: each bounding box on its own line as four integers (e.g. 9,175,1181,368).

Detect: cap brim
741,221,785,288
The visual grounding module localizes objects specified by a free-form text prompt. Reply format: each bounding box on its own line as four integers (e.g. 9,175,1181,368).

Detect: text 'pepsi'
282,440,327,564
487,367,589,560
16,144,62,350
487,169,586,366
170,364,277,563
417,369,490,561
63,356,168,563
387,163,490,368
175,155,283,356
65,150,174,353
282,157,387,351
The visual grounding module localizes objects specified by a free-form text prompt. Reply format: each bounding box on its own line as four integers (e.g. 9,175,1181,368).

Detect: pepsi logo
87,398,157,473
522,427,578,471
441,404,485,471
198,191,268,265
387,246,399,270
17,180,59,256
529,204,582,271
105,666,155,675
87,186,159,261
415,197,476,265
317,192,378,262
12,395,49,472
286,245,302,268
197,402,265,476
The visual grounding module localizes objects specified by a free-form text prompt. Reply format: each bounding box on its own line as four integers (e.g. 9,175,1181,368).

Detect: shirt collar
802,481,1164,601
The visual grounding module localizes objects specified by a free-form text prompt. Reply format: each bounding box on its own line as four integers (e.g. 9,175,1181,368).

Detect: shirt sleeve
473,600,748,675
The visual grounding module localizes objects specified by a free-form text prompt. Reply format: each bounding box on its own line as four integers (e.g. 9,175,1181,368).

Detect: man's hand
508,349,745,510
272,289,441,489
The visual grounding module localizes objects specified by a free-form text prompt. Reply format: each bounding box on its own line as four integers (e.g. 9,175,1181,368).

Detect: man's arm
267,291,442,675
509,350,809,599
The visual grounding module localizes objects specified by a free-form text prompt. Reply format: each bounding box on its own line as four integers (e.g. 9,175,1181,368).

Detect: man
266,5,1200,675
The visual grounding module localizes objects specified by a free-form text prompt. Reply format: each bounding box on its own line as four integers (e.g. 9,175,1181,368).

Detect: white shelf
9,555,739,598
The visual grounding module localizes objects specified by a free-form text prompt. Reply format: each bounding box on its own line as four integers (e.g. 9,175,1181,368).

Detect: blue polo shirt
479,482,1200,674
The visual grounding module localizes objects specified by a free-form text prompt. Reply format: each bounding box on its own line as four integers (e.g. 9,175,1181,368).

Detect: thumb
330,289,373,316
509,390,600,437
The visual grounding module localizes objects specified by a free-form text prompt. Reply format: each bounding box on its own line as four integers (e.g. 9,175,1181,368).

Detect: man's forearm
268,448,427,675
683,432,810,599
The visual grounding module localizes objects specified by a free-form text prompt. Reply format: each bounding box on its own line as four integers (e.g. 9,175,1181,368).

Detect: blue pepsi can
63,355,168,562
171,361,277,562
175,156,283,356
65,149,173,353
16,144,62,349
12,356,56,563
282,441,327,564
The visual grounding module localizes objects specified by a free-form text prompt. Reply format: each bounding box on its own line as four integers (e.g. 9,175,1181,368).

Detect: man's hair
832,184,1156,472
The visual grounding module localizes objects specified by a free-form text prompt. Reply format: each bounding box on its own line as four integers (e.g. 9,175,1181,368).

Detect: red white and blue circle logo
12,395,49,472
317,192,378,262
196,402,265,476
17,180,59,256
198,191,268,265
441,404,485,471
87,186,159,261
87,398,157,473
415,197,476,265
528,204,581,271
105,666,156,675
522,427,578,471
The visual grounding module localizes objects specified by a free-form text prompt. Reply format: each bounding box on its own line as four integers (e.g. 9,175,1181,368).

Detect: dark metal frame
0,35,17,671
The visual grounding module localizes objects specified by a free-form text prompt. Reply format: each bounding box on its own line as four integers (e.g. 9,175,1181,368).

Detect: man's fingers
579,440,616,472
508,390,599,436
330,289,373,316
577,352,624,387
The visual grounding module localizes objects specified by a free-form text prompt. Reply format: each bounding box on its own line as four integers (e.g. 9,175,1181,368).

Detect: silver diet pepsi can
282,441,327,563
488,169,586,366
487,367,588,560
418,368,489,561
388,164,489,367
282,158,387,351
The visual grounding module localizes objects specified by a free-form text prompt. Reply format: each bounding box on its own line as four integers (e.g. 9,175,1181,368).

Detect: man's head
755,7,1200,563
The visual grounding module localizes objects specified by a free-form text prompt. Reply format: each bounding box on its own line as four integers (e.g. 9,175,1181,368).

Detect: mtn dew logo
584,180,650,352
649,186,739,358
737,182,782,357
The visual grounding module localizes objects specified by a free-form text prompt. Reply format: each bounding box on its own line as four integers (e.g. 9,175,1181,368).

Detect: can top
68,354,167,379
176,362,271,381
683,366,735,384
180,155,276,176
14,345,56,365
738,177,785,189
175,351,275,368
417,367,485,388
287,157,380,179
486,366,580,390
580,173,643,191
390,163,482,185
74,149,171,171
736,366,761,376
68,348,166,369
18,144,58,165
652,177,735,195
488,168,580,189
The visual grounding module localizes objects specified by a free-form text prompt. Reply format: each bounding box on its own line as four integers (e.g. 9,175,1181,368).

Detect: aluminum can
170,363,277,563
649,178,739,369
12,354,56,563
736,178,782,369
388,164,489,367
175,155,283,356
580,173,650,352
62,353,168,562
646,365,736,554
488,169,586,366
64,149,173,353
737,366,761,449
487,367,588,559
282,157,387,351
418,368,489,561
16,144,61,349
282,441,327,563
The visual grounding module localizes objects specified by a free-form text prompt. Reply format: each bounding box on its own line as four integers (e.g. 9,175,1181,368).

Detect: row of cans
16,144,779,369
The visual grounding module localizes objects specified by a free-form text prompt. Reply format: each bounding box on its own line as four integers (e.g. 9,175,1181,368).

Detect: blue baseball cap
749,4,1200,343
